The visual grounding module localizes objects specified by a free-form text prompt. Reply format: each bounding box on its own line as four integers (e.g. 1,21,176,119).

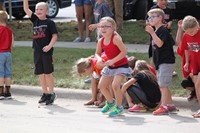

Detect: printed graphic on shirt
33,25,47,39
187,42,200,53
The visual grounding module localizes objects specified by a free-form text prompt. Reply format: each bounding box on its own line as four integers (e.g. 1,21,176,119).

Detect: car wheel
46,0,59,18
135,0,150,20
12,12,26,20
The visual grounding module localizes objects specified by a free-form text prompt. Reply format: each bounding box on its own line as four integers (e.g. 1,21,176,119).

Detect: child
95,17,132,117
181,15,200,118
145,8,177,115
88,0,113,41
73,54,107,107
121,60,161,112
176,20,196,101
23,0,58,105
0,11,14,100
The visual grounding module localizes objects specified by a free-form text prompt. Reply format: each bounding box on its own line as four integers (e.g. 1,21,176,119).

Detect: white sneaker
84,37,91,42
73,37,83,42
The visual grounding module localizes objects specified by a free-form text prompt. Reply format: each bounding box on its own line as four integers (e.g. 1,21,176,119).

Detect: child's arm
88,23,99,31
42,34,57,52
184,49,190,72
145,25,164,48
106,36,127,66
95,39,106,68
121,78,136,93
176,20,183,48
23,0,32,17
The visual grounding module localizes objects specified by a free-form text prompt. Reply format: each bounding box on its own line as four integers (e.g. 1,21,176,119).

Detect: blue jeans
0,52,12,78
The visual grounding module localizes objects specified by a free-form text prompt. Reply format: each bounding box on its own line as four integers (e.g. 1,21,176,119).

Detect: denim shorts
0,52,12,78
74,0,92,6
157,63,175,87
101,66,132,78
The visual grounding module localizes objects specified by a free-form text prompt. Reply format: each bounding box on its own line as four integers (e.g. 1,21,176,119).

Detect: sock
0,86,4,94
5,86,11,94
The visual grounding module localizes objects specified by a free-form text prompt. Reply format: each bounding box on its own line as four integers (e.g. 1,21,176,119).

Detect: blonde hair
147,8,164,22
128,56,138,70
99,17,117,31
0,11,8,24
182,15,198,31
36,2,48,10
73,55,94,76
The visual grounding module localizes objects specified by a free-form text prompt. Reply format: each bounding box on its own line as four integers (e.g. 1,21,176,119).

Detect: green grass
12,47,187,96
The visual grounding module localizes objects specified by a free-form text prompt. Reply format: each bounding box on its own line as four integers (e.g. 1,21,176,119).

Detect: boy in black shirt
23,0,58,105
145,8,177,115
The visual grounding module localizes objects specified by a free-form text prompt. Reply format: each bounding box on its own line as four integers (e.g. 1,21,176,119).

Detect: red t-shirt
92,52,108,75
0,26,13,52
147,64,157,76
182,29,200,75
101,34,128,68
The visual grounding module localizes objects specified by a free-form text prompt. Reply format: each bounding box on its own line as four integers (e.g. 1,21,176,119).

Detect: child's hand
105,60,114,67
178,20,183,30
184,63,189,72
145,25,154,35
43,45,51,52
88,24,97,31
96,58,106,69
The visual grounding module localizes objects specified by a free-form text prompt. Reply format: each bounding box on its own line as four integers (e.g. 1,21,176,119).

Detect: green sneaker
101,100,116,113
109,106,123,117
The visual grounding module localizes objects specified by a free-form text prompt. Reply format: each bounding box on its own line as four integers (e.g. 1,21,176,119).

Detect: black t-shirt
30,13,58,54
133,72,161,103
151,26,175,70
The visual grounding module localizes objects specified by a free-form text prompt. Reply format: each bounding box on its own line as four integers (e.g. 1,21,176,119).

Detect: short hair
147,8,164,22
182,15,198,31
128,56,138,70
36,2,48,10
99,17,117,31
0,11,8,24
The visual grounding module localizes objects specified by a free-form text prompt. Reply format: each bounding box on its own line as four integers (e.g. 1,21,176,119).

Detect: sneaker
153,105,168,115
38,93,47,103
84,78,91,84
73,37,83,42
46,93,57,105
187,91,196,101
0,93,4,100
128,104,147,113
109,105,124,117
101,100,116,113
4,93,12,99
84,37,91,42
172,71,178,77
167,105,179,113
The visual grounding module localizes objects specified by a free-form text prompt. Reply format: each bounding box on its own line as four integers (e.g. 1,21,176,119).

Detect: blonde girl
95,17,132,117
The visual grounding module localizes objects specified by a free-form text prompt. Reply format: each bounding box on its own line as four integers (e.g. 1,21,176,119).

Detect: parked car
123,0,200,20
4,0,72,19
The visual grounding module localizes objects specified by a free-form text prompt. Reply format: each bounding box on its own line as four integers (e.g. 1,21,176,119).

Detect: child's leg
98,75,113,103
44,73,54,93
0,77,4,94
112,75,124,107
194,73,200,104
125,92,134,108
4,77,11,93
83,4,92,38
160,87,173,105
84,77,97,105
38,74,48,93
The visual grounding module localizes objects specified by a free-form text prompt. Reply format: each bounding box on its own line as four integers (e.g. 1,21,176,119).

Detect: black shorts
181,76,194,89
34,52,54,75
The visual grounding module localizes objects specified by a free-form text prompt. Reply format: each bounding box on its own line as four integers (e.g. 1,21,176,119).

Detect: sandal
94,100,102,106
192,109,200,118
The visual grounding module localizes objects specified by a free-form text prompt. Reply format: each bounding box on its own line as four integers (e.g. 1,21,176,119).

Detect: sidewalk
14,41,178,53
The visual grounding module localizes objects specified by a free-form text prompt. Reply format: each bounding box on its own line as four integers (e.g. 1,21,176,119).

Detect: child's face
147,13,161,26
157,0,168,9
82,67,93,76
184,25,199,36
35,4,48,19
99,20,114,37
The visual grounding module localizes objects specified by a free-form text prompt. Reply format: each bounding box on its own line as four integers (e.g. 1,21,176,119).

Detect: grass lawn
12,47,187,97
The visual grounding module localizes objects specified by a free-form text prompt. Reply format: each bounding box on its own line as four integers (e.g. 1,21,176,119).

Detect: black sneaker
46,93,57,105
38,93,47,103
0,93,4,100
4,93,12,99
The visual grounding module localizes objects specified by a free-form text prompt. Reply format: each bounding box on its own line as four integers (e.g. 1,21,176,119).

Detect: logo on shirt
32,25,47,39
187,42,200,52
